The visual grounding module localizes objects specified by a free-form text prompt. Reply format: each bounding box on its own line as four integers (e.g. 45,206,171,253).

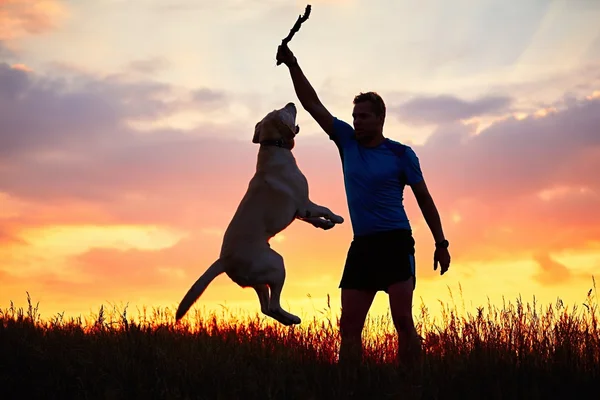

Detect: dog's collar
260,139,286,148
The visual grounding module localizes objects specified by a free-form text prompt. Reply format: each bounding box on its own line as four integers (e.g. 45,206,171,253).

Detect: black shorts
338,228,416,292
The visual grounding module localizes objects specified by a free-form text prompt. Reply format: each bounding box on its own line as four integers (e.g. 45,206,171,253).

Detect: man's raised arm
276,44,334,137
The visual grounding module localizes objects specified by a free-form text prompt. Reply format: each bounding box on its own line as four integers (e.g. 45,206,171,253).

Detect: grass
1,278,598,400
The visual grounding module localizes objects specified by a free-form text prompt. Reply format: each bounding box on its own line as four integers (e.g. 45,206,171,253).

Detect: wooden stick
276,5,312,65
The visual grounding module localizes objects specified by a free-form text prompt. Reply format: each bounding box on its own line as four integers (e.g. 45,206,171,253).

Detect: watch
435,239,449,249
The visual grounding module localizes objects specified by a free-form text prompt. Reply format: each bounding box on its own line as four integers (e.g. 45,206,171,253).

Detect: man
275,44,451,368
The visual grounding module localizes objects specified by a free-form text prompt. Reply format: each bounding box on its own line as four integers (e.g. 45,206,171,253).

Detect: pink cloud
0,0,67,41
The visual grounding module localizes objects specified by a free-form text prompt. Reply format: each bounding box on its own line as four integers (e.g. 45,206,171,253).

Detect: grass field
1,279,598,399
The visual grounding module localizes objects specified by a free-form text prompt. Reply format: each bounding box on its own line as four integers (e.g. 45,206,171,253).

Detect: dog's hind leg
253,284,272,316
254,249,301,326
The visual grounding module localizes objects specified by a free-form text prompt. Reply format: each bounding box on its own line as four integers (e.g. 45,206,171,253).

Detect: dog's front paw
320,220,335,230
330,214,344,224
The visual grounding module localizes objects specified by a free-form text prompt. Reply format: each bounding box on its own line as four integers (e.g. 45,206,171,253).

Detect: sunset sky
1,0,599,326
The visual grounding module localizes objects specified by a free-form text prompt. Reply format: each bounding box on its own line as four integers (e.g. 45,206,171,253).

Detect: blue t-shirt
330,117,424,237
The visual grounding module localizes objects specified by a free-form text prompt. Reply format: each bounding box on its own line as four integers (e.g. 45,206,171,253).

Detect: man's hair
353,91,386,118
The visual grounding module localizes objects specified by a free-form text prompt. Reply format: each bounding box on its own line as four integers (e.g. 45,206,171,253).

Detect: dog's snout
285,102,296,111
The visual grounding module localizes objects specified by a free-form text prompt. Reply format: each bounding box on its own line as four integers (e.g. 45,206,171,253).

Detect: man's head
352,91,386,145
252,102,300,149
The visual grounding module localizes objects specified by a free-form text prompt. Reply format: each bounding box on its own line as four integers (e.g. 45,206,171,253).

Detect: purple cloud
0,62,238,161
402,94,600,272
0,41,16,60
393,94,513,125
419,96,600,202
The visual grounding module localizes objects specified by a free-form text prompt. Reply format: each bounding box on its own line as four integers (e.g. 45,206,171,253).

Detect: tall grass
1,278,598,399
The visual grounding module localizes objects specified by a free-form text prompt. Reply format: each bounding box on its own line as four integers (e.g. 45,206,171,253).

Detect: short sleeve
403,146,424,185
330,117,354,149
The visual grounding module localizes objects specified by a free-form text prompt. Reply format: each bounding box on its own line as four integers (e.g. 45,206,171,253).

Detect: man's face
352,101,383,142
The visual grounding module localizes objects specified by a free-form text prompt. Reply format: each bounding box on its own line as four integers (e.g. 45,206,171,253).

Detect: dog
175,102,344,326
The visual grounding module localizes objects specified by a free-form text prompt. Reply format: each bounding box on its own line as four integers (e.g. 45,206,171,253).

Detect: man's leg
338,288,377,365
388,278,423,369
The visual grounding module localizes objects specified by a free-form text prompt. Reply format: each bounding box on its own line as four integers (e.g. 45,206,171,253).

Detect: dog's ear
252,121,261,144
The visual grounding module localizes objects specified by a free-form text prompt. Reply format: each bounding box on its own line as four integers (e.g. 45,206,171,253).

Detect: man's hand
434,247,451,275
276,44,297,67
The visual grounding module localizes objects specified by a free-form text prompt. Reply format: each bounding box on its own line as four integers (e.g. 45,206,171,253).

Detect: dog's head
252,102,300,149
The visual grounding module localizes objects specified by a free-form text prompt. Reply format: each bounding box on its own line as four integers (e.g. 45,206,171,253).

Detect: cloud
192,87,227,104
404,93,600,280
128,57,170,75
531,252,595,287
420,95,600,201
0,59,344,239
30,235,228,300
532,253,571,286
1,56,599,296
393,94,513,126
0,62,241,161
0,40,16,59
0,0,67,41
0,227,25,245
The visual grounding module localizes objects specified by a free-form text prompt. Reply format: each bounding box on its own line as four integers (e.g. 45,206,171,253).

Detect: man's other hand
434,248,451,275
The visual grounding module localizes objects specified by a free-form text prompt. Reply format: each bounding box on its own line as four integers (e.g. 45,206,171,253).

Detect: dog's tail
175,259,225,322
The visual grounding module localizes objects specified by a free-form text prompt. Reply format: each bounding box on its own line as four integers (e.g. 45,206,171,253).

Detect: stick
276,5,312,65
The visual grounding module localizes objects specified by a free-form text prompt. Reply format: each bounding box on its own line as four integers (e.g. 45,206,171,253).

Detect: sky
1,0,599,326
